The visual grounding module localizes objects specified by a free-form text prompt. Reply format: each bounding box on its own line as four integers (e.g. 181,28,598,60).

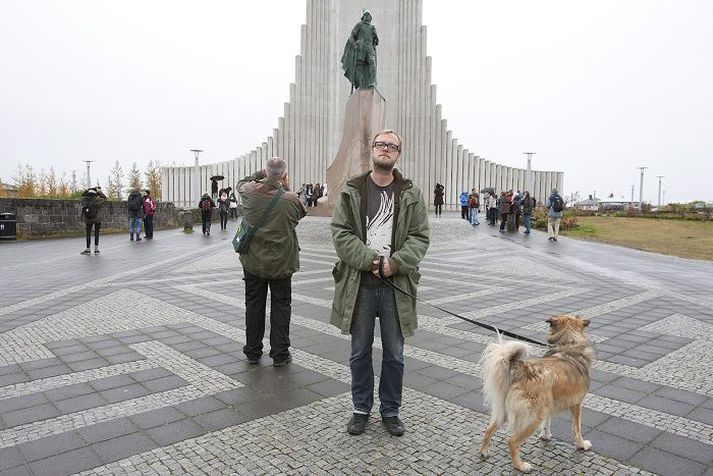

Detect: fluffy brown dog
479,315,595,473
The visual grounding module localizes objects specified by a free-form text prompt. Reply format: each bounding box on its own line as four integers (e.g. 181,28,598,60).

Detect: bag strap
252,186,285,232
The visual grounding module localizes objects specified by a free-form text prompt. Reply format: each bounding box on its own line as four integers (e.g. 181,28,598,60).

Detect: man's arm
330,192,377,271
390,197,430,275
237,169,267,194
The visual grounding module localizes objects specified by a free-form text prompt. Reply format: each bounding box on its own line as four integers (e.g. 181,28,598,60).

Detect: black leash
377,257,550,347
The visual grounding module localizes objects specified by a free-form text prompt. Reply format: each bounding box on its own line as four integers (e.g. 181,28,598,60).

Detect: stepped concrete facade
161,0,563,209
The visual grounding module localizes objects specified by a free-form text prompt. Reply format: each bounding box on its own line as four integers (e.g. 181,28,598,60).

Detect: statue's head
361,10,372,23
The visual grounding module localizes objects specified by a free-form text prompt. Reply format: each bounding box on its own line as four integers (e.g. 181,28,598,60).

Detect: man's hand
371,258,395,278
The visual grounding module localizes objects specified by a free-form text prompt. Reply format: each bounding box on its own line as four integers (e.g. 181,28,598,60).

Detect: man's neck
371,168,394,187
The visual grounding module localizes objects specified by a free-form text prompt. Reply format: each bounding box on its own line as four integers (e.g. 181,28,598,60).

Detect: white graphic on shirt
366,190,394,257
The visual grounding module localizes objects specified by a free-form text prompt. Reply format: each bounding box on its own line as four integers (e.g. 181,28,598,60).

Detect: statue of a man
341,10,379,92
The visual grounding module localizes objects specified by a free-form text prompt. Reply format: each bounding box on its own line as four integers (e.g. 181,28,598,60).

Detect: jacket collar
346,168,412,192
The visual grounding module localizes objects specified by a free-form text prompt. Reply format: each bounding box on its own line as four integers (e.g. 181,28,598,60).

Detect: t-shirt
362,174,395,287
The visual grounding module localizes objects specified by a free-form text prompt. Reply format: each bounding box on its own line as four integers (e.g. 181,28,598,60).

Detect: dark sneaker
382,416,405,436
272,353,292,367
136,236,142,241
347,413,369,435
80,249,92,255
247,356,260,364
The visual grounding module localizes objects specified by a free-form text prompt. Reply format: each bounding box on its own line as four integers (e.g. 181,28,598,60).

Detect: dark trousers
434,204,442,216
500,213,509,230
85,222,100,248
143,215,154,238
201,213,211,234
243,271,292,361
488,208,497,225
220,211,228,230
514,213,521,230
461,206,469,219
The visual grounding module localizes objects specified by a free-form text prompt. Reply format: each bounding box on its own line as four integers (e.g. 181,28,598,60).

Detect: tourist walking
313,182,323,206
305,184,314,207
237,158,306,367
468,189,480,225
127,189,144,241
142,189,157,239
433,183,444,217
546,188,564,241
331,129,430,437
80,186,106,255
229,189,239,219
198,193,215,236
459,191,469,220
217,190,230,231
522,190,534,234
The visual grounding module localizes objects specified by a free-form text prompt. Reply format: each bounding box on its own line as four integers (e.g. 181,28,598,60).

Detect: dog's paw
539,431,552,441
515,462,532,473
577,440,592,451
479,448,490,459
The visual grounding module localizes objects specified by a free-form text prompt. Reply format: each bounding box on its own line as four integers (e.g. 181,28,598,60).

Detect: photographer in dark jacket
80,187,107,255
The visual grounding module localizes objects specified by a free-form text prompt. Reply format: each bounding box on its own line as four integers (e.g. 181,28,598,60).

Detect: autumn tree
144,160,162,199
128,162,142,190
106,160,125,201
14,164,38,198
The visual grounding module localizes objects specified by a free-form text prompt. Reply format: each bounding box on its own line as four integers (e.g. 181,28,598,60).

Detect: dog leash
377,257,550,347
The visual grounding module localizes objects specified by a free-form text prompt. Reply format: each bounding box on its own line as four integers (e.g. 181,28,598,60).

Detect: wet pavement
0,213,711,475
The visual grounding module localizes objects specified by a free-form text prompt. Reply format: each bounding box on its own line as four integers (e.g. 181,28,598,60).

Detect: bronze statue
341,10,379,92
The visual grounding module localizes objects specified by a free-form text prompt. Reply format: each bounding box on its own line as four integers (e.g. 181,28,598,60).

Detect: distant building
0,181,18,198
598,195,634,210
573,196,600,211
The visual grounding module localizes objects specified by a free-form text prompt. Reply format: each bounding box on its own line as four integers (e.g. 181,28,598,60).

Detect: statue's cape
340,39,357,83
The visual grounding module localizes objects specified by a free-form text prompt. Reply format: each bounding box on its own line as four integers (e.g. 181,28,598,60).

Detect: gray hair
266,157,287,179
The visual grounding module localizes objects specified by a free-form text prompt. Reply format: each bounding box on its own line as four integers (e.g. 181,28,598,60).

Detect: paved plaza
1,215,712,476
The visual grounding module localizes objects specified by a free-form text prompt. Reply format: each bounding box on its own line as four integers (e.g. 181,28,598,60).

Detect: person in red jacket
142,190,157,239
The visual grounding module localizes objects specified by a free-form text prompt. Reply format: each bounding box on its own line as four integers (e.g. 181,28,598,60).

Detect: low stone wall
0,198,191,238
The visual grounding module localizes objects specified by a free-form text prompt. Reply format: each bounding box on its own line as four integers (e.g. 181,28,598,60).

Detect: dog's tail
480,336,531,426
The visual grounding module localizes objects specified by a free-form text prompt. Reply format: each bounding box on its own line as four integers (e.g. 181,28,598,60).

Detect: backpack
201,198,212,213
551,194,564,212
128,193,142,212
513,195,522,208
83,201,98,220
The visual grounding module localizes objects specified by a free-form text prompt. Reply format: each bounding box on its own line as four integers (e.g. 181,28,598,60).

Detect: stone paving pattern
0,214,712,475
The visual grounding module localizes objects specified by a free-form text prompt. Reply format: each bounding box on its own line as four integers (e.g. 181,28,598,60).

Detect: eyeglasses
373,141,400,152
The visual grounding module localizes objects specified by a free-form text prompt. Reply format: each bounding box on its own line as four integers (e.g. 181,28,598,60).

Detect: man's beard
373,155,396,172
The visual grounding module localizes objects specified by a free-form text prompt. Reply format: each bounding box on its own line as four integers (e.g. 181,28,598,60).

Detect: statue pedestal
322,89,386,215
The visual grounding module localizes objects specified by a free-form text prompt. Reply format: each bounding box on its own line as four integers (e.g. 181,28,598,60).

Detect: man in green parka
331,129,429,437
237,158,306,367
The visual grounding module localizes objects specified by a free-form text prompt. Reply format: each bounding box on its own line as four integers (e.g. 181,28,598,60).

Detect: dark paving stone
595,417,661,444
99,383,151,403
1,392,49,413
18,431,85,462
28,447,103,476
594,383,645,404
25,364,72,380
78,417,140,444
43,382,96,402
630,446,707,476
145,419,205,446
0,446,26,471
54,392,108,413
174,396,227,417
636,395,696,417
140,375,189,392
192,408,250,431
0,372,30,387
579,429,646,461
2,402,60,427
128,407,187,430
0,465,33,476
89,373,137,392
91,433,158,465
649,432,713,465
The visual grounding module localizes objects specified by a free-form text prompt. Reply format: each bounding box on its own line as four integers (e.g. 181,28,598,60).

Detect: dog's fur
479,315,595,473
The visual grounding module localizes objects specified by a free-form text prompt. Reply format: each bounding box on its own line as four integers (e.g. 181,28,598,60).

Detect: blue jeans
523,213,532,233
350,287,404,418
469,208,479,224
129,217,142,235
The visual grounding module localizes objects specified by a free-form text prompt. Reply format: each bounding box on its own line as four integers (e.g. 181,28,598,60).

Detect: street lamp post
83,160,94,189
190,149,203,206
656,175,664,207
637,166,648,210
523,152,535,193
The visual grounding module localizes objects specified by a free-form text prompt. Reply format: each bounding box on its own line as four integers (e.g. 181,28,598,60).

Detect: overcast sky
1,0,711,203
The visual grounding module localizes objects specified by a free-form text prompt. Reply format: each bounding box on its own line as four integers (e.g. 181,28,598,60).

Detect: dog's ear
580,317,590,327
545,317,554,326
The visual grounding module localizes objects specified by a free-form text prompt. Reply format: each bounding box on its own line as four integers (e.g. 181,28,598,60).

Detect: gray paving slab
0,215,712,475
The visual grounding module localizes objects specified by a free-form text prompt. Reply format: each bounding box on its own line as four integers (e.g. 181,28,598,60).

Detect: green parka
237,171,306,279
330,170,429,337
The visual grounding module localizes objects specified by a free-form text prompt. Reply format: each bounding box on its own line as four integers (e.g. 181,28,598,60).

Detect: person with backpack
80,186,106,255
498,191,512,233
127,189,144,241
546,188,565,241
198,193,216,236
217,190,230,231
142,189,157,240
468,188,480,226
459,191,469,220
433,183,444,217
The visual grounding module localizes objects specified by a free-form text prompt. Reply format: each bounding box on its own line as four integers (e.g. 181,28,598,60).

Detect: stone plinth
324,89,386,214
